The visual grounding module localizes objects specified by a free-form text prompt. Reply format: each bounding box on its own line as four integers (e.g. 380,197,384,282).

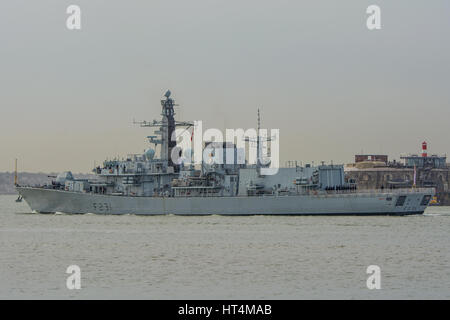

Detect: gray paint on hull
16,187,432,216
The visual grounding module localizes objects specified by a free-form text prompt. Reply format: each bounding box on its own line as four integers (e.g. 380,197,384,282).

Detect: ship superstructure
16,91,434,215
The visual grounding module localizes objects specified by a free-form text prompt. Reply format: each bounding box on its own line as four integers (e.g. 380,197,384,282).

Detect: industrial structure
346,142,449,205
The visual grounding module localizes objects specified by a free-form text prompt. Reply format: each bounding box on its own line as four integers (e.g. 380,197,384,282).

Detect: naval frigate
16,91,434,215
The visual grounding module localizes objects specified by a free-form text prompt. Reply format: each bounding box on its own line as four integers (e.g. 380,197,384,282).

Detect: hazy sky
1,0,449,173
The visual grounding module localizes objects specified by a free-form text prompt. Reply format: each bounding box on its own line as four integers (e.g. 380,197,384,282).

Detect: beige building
345,162,450,205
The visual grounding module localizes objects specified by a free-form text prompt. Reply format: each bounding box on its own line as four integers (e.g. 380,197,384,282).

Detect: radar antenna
133,91,193,172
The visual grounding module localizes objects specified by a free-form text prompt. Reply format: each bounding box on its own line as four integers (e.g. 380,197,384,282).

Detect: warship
16,91,434,215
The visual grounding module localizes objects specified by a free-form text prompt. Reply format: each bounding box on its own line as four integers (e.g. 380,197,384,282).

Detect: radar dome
145,148,155,160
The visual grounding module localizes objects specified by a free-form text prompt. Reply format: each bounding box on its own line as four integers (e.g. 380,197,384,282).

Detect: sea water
1,195,449,299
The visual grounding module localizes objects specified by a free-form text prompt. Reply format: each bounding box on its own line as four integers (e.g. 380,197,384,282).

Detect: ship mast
14,158,18,186
134,90,193,173
245,108,273,176
257,108,261,167
160,90,176,166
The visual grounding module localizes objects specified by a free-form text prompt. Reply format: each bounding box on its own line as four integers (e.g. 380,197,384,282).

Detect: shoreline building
345,142,450,205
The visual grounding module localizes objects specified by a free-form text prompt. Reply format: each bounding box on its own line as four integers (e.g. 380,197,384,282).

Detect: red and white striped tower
421,141,427,157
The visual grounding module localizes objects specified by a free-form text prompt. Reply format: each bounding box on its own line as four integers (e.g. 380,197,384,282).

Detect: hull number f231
92,202,111,212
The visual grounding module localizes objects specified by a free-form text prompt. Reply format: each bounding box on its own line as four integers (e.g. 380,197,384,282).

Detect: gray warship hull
16,186,434,216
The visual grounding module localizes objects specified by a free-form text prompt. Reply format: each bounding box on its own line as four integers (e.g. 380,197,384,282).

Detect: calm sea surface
1,195,449,299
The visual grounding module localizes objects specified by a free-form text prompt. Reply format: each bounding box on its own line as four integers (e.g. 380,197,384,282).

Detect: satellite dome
145,148,155,160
